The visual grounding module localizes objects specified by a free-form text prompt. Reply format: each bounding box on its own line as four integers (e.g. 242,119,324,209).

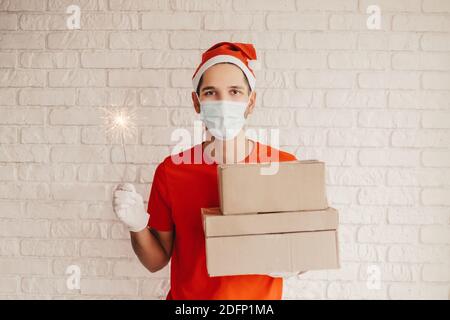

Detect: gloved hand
268,271,307,278
113,183,148,232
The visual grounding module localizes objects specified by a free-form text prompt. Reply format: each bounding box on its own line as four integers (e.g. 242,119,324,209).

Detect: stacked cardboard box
202,160,340,277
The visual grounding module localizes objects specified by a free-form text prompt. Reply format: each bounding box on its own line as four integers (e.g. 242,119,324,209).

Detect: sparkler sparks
101,107,138,143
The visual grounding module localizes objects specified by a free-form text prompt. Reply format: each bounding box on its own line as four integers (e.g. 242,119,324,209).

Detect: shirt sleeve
147,161,174,231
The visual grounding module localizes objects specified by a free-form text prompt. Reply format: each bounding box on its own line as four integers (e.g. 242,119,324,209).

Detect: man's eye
231,90,241,95
204,91,214,96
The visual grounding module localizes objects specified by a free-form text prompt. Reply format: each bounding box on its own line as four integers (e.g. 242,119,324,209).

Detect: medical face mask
197,93,249,141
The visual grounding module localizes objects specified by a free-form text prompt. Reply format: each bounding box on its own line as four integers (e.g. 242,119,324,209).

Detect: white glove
268,271,307,278
113,183,148,232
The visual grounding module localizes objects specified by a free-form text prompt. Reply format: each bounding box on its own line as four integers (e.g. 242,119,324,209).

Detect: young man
113,42,301,300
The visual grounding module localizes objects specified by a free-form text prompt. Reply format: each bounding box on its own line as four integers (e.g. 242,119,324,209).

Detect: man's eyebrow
201,86,216,92
228,85,245,90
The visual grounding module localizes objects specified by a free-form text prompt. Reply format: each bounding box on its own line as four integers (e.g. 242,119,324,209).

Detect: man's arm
130,228,174,273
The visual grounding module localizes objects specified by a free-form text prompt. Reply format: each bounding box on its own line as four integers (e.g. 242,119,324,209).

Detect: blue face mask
197,93,248,140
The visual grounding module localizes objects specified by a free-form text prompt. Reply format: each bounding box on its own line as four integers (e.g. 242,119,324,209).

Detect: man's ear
245,90,256,118
192,91,200,114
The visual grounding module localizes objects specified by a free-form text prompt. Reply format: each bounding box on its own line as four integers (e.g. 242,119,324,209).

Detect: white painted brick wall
0,0,449,300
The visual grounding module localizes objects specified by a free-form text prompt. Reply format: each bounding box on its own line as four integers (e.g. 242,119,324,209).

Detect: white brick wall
0,0,449,299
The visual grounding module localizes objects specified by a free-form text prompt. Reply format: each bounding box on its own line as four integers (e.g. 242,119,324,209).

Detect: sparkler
100,106,138,182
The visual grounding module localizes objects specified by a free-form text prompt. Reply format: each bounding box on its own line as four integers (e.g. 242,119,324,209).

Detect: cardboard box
202,207,340,277
218,160,328,215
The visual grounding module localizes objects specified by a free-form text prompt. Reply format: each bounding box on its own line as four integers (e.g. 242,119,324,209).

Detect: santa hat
192,42,259,92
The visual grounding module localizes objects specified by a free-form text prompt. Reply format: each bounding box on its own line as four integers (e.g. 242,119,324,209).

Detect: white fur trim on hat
192,55,256,92
247,59,260,71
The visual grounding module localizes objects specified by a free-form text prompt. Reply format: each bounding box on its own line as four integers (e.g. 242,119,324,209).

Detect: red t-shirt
147,140,297,300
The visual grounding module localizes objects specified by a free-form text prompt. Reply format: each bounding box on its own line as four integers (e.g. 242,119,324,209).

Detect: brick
358,187,419,206
421,33,450,51
0,69,45,87
422,264,450,282
389,91,450,109
328,129,388,147
421,226,450,244
49,70,106,87
327,281,387,299
19,14,66,30
21,127,79,144
358,33,419,51
51,146,108,163
388,244,448,263
359,149,420,167
422,111,450,128
297,71,355,88
108,70,166,87
326,90,387,109
387,168,450,188
296,32,356,49
393,15,450,32
358,225,418,243
20,52,78,68
234,0,294,11
359,0,421,12
80,240,134,258
111,145,169,164
0,182,49,199
82,13,138,30
81,279,138,296
0,0,46,11
109,31,167,49
389,283,448,299
328,52,389,69
50,184,108,201
267,13,328,30
205,13,264,31
296,109,354,127
263,89,323,108
422,150,450,167
142,13,201,30
0,258,49,275
421,188,450,206
0,13,17,30
109,0,166,11
0,277,18,294
113,259,169,277
0,53,16,67
358,72,420,89
21,239,78,257
423,0,450,13
49,107,102,125
48,31,106,49
51,221,108,239
141,278,171,298
26,201,85,219
0,145,48,162
142,51,199,69
359,110,419,128
423,72,450,90
0,165,17,181
77,164,136,182
0,33,45,49
0,220,49,237
0,127,17,143
81,51,138,68
297,0,357,11
266,52,327,69
391,130,450,148
392,53,450,70
19,88,76,106
327,167,384,186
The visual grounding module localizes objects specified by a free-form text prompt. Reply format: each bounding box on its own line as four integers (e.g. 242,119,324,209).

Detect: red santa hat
192,42,259,92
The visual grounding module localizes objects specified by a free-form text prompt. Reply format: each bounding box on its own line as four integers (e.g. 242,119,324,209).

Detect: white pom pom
248,59,261,71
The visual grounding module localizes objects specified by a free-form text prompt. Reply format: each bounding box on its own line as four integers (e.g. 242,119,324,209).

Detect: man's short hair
195,62,252,96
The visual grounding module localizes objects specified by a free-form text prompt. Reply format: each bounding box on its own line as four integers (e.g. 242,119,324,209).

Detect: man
113,42,302,299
